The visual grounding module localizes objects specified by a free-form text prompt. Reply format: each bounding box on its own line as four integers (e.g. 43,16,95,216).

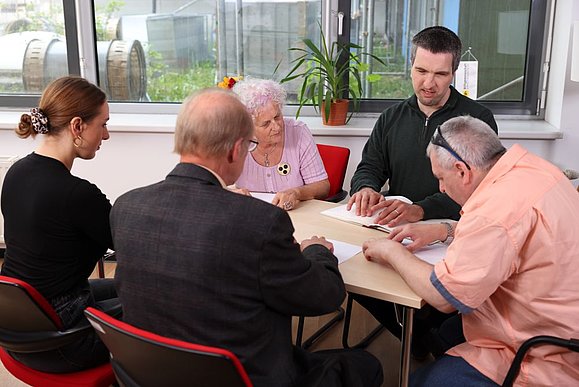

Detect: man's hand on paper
371,201,424,226
388,223,446,252
346,187,383,216
362,237,407,266
301,236,334,253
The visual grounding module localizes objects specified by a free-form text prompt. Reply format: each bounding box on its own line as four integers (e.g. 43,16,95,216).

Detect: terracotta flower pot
322,99,349,126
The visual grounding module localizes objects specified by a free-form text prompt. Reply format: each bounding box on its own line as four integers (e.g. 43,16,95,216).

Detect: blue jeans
9,279,120,373
410,355,499,387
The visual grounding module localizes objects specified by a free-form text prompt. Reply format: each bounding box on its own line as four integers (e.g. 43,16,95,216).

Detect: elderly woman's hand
272,188,300,211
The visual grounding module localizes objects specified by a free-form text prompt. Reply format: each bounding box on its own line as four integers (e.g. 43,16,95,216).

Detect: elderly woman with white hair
232,78,330,210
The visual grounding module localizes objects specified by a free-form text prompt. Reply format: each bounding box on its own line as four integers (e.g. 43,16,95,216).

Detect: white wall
547,0,579,171
1,1,578,203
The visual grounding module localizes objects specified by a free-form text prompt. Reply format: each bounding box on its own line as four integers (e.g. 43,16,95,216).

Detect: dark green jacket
350,86,498,220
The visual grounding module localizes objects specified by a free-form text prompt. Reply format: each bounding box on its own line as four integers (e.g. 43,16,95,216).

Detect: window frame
0,0,552,118
336,0,550,117
0,0,82,108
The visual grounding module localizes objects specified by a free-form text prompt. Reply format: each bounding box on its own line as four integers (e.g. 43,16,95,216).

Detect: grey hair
426,116,505,171
231,78,287,119
410,26,462,73
174,88,253,157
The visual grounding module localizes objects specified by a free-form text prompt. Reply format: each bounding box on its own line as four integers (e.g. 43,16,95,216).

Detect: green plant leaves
279,24,387,122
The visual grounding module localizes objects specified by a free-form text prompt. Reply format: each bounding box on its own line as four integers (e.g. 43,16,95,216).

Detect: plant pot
322,99,349,126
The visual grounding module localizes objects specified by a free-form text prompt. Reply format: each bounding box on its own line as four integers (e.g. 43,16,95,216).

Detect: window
338,0,548,115
0,0,80,107
91,0,320,104
0,0,550,116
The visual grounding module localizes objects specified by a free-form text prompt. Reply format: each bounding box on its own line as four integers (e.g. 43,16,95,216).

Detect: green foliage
371,76,414,99
279,24,386,122
147,52,215,102
4,3,65,35
95,0,125,41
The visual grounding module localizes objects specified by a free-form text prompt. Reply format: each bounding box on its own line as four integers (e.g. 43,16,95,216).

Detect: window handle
338,12,344,35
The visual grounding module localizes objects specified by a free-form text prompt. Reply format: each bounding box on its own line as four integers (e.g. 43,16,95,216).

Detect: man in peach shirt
363,115,579,386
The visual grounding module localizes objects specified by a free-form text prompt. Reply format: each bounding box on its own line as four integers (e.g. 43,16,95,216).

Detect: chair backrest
502,335,579,387
84,307,253,387
316,144,350,199
0,275,62,332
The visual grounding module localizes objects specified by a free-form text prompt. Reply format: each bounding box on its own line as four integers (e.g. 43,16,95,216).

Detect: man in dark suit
111,88,383,387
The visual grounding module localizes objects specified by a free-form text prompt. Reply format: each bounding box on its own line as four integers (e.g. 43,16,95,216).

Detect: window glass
93,0,320,103
0,0,547,116
348,0,532,102
0,1,67,95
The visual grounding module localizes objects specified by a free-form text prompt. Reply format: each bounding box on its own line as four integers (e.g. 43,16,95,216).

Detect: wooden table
289,199,427,387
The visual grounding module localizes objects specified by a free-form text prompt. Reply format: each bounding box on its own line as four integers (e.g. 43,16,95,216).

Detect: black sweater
350,86,498,220
1,153,112,299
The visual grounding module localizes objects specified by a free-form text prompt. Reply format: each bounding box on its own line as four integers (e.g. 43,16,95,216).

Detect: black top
350,86,498,220
1,153,112,299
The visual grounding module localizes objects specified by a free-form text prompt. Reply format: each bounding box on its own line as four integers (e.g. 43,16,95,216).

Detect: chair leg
295,316,305,347
97,258,105,279
296,308,345,350
342,294,384,349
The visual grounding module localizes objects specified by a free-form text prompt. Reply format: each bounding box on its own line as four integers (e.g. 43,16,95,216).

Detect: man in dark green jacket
348,26,497,225
346,26,498,360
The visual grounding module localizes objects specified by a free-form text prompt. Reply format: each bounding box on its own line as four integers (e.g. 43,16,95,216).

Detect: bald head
174,88,254,158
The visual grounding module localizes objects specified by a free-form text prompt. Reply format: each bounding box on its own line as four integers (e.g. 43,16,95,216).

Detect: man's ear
455,162,472,183
228,138,245,163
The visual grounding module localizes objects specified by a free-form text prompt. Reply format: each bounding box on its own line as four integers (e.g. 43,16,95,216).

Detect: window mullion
69,0,98,84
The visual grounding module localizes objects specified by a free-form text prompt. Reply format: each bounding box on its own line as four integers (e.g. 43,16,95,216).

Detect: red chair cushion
0,348,115,387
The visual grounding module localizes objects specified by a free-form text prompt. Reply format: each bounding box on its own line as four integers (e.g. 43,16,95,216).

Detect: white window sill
0,111,563,140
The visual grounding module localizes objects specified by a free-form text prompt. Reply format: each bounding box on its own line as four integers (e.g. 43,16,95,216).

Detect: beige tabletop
288,199,425,309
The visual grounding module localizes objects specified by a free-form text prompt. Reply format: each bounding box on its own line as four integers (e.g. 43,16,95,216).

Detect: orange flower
217,76,242,89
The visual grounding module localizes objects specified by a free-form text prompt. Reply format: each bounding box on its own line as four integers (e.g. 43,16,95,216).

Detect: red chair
84,307,253,387
316,144,350,203
0,275,115,387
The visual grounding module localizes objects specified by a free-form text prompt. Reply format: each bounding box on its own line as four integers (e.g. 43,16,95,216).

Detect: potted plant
279,26,386,125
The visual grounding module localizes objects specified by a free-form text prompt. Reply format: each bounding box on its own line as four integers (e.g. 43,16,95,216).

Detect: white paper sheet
405,241,447,265
250,192,275,203
327,239,361,264
320,196,413,233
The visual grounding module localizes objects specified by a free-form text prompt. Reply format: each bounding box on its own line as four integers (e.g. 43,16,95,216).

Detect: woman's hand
272,188,300,211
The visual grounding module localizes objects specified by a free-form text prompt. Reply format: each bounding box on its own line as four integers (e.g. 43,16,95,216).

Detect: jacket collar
167,162,226,188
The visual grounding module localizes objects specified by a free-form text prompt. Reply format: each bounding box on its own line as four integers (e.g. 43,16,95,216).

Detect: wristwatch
441,222,454,244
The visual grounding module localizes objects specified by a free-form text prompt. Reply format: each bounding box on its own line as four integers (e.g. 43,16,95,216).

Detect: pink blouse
235,118,327,193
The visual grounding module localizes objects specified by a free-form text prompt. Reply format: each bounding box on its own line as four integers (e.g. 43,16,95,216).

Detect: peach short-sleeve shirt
432,144,579,386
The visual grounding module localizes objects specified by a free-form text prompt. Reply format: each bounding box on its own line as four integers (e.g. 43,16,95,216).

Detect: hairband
30,107,49,134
